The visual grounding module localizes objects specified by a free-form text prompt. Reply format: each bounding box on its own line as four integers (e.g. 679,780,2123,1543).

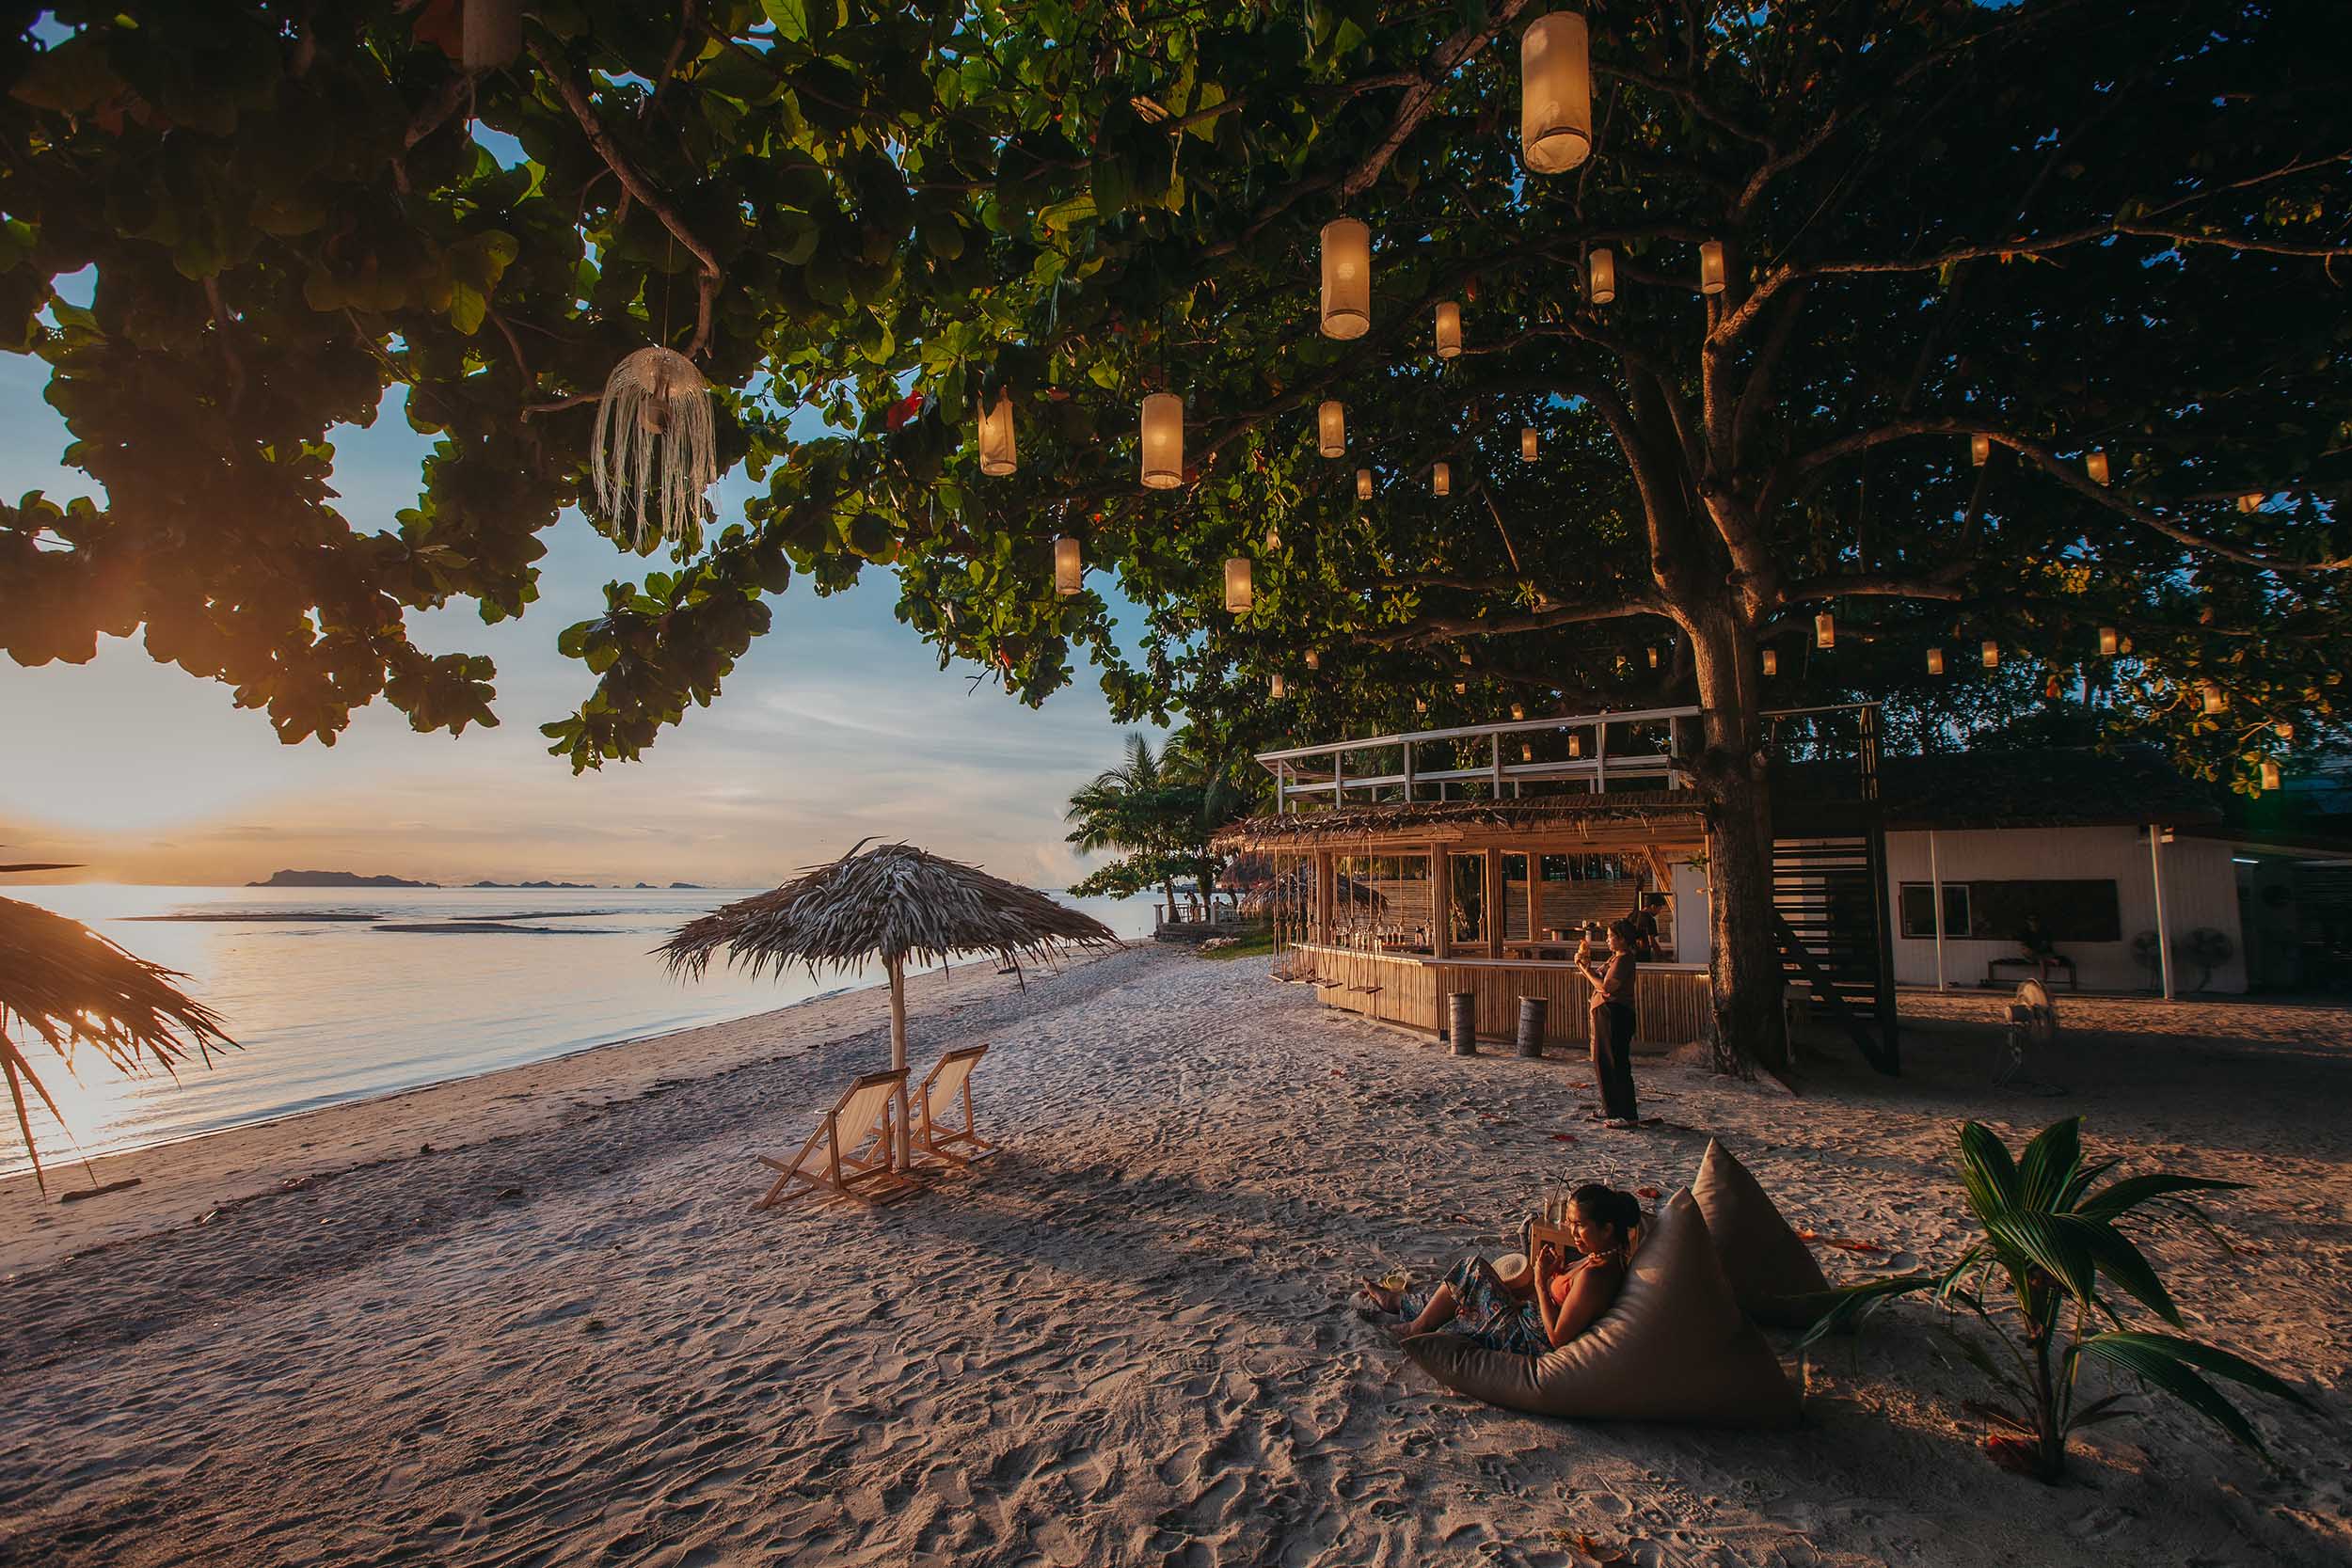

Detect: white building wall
1884,826,2248,994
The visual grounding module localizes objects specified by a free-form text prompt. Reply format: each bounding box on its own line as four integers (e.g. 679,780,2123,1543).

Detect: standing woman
1577,916,1641,1128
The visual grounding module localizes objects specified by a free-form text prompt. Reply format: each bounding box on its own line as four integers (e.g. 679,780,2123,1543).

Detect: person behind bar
1577,917,1641,1127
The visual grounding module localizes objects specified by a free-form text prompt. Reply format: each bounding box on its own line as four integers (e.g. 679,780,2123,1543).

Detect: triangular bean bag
1692,1138,1834,1329
1401,1190,1802,1426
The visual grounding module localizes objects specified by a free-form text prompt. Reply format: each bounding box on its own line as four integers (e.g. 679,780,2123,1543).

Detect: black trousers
1592,1002,1639,1121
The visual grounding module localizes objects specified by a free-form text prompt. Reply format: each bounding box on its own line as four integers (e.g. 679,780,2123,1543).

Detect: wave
371,922,632,935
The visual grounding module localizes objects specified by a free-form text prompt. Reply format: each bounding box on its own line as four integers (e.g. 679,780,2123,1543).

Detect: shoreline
0,942,1133,1277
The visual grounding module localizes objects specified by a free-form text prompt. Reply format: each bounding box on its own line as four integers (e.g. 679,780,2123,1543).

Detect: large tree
3,2,2347,1065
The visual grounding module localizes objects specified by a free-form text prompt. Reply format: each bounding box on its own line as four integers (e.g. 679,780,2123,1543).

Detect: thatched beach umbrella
0,895,236,1190
659,841,1120,1168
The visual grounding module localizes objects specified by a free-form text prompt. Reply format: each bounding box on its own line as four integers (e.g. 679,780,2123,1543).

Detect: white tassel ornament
591,347,718,549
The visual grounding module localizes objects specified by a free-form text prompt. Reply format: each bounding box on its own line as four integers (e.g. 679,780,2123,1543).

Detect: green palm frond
2072,1333,2308,1454
2076,1171,2247,1222
1957,1120,2021,1220
2014,1116,2083,1212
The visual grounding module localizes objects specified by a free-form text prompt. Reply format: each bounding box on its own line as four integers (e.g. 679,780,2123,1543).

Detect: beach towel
1691,1139,1836,1330
1401,1190,1801,1426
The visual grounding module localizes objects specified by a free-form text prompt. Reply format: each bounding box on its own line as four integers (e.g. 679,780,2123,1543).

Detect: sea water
2,885,1158,1177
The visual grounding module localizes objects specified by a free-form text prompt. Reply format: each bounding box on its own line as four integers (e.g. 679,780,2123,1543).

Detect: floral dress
1401,1255,1550,1355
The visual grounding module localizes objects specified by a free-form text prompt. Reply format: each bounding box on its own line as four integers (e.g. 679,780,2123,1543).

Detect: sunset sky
0,347,1161,891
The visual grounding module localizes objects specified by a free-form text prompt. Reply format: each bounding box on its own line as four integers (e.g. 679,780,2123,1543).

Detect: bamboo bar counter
1303,945,1709,1048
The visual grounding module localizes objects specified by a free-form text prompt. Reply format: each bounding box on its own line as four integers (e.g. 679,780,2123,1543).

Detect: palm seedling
1804,1116,2314,1481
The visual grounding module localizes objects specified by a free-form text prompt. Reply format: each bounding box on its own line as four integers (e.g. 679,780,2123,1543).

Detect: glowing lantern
2262,759,2281,792
1318,400,1346,458
1762,648,1778,676
1454,681,1468,696
1699,241,1726,295
977,389,1017,476
462,0,523,71
2087,451,2110,485
1224,556,1253,614
1521,428,1538,461
1140,394,1184,489
1319,219,1371,340
2099,626,2119,656
1927,646,1945,675
1432,463,1451,498
1587,247,1615,304
1568,732,1583,758
1981,640,1999,669
1305,649,1321,671
1416,698,1429,716
1647,645,1660,669
1520,742,1534,763
1435,301,1462,358
1263,522,1281,550
1459,649,1473,666
1815,611,1835,650
1356,468,1374,499
2238,492,2264,513
1510,703,1526,721
1054,536,1082,596
1519,12,1593,174
2201,683,2225,716
1270,673,1287,699
1971,435,1990,467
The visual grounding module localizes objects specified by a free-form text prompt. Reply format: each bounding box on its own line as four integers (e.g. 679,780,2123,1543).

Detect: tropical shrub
1805,1117,2313,1481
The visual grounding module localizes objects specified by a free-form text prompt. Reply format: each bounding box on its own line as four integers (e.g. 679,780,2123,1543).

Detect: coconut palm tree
1064,733,1193,920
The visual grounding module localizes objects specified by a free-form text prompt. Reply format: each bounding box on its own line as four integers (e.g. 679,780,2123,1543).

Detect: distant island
469,879,597,890
248,869,437,888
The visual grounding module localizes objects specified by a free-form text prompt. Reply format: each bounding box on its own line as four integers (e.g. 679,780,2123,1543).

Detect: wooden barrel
1448,991,1478,1055
1516,995,1548,1057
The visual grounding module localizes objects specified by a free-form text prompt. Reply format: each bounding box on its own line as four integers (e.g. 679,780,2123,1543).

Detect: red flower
885,390,925,433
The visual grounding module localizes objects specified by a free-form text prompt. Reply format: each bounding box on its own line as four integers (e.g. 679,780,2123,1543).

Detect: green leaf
2074,1332,2302,1452
1796,1273,1936,1348
1957,1121,2020,1223
2076,1172,2246,1222
2014,1116,2081,1211
762,0,814,42
2070,1216,2182,1326
1980,1212,2099,1305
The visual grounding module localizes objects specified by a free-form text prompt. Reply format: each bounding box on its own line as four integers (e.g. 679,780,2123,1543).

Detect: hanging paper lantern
2098,626,2119,656
1305,649,1322,672
1356,467,1374,500
1587,247,1615,305
1815,611,1834,650
2262,758,2282,792
1762,648,1778,676
2087,451,2110,485
1520,742,1534,763
1435,301,1463,359
1270,673,1287,699
1459,649,1473,667
1699,241,1727,296
1320,219,1372,340
1519,12,1593,173
2274,720,2293,741
977,389,1017,477
1510,702,1526,721
462,0,523,72
1981,640,2000,669
1521,428,1538,461
2201,682,2225,716
1224,556,1253,614
1926,646,1945,675
1054,535,1083,596
1318,400,1346,458
2237,492,2264,513
1454,681,1468,695
1416,698,1429,716
1140,393,1184,489
1432,462,1451,497
1568,732,1583,758
1971,435,1990,467
591,346,718,548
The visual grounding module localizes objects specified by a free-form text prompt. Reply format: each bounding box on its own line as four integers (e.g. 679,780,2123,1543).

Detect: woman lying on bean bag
1359,1184,1643,1353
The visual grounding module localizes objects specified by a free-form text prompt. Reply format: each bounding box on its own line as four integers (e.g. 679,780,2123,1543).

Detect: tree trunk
1688,610,1790,1074
887,957,910,1171
1162,879,1178,922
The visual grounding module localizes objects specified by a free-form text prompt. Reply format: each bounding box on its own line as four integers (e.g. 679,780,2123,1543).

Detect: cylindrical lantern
977,389,1017,477
1140,393,1183,489
1981,640,1999,669
1647,645,1659,669
2087,451,2110,485
1587,247,1615,305
1699,241,1726,295
1270,673,1287,699
1054,535,1082,596
1520,428,1538,462
1520,742,1534,763
1454,681,1467,696
1317,400,1346,458
1305,649,1321,671
2238,492,2264,513
1519,12,1593,174
462,0,523,72
1568,732,1583,758
1435,301,1462,358
2099,626,2119,656
1416,698,1429,715
1320,218,1371,340
1432,462,1451,497
2201,683,2225,716
1927,646,1945,675
2274,720,2293,740
1356,467,1373,499
1459,649,1472,666
1510,702,1526,721
1223,556,1253,614
2262,758,2282,792
1970,434,1990,467
1762,648,1778,676
1815,610,1834,650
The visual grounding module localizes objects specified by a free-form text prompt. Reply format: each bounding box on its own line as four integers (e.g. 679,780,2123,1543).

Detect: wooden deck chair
910,1045,995,1168
757,1068,920,1208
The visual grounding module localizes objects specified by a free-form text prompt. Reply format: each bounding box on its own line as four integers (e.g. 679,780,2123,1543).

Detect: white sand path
0,947,2345,1567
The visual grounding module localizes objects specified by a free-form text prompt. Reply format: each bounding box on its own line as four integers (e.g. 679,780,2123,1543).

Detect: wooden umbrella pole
887,956,911,1171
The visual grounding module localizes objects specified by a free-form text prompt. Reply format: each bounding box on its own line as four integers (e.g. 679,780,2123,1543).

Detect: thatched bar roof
1215,792,1707,851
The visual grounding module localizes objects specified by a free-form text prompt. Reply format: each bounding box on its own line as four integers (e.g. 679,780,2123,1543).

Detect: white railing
1254,705,1702,814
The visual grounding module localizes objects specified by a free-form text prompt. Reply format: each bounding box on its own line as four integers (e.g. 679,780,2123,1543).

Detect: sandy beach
2,945,2346,1567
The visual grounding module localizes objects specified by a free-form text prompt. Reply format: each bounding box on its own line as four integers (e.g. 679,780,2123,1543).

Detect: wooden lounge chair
911,1044,996,1168
757,1068,920,1208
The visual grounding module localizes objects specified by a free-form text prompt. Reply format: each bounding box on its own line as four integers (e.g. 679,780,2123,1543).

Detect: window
1899,883,1970,941
1450,853,1486,946
1898,879,2121,942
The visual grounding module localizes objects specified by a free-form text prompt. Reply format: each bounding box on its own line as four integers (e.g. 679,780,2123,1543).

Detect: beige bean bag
1692,1139,1834,1329
1401,1190,1802,1425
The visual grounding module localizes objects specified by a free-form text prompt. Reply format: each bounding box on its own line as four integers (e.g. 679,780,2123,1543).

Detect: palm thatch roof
1236,863,1387,918
1215,791,1706,850
0,895,236,1189
659,840,1120,981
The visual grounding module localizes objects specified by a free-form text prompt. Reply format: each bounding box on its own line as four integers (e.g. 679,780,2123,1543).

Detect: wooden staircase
1768,706,1900,1075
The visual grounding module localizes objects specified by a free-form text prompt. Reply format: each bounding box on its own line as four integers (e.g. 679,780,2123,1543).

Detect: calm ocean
3,884,1158,1177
